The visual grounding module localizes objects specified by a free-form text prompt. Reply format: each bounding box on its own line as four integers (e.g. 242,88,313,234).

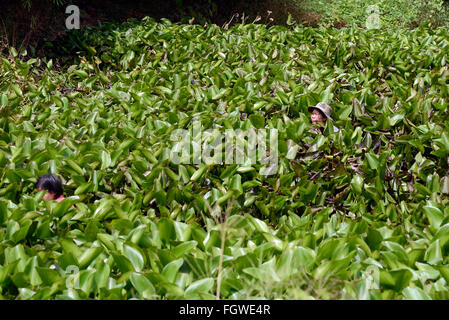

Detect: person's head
308,102,333,125
310,108,326,125
36,174,63,200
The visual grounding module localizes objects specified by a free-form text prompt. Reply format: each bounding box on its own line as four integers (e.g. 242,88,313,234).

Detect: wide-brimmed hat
308,102,333,121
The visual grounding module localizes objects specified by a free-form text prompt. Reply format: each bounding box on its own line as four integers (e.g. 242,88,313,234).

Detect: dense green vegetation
303,0,449,28
3,0,449,58
2,17,449,299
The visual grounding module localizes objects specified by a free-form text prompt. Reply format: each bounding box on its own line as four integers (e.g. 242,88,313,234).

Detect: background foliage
302,0,449,28
2,0,449,54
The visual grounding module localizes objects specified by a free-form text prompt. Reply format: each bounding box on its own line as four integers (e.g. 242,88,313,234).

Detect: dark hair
36,174,63,199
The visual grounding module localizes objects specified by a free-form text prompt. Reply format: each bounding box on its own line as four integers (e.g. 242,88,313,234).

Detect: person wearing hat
308,102,339,134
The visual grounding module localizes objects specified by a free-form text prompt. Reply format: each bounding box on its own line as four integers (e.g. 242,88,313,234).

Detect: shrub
302,0,449,28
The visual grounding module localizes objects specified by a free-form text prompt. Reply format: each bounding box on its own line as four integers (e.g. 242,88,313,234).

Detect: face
311,109,326,125
37,187,56,200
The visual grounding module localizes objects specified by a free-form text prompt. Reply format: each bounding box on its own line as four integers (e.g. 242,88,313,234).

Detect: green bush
302,0,449,28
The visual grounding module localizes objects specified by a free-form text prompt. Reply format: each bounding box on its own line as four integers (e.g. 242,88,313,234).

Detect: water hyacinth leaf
438,267,449,283
415,262,440,280
351,175,364,195
124,245,145,272
423,202,444,230
18,288,35,300
425,240,443,265
366,229,383,250
402,287,431,300
130,272,156,299
365,153,379,170
249,114,265,129
11,84,23,97
78,246,103,269
74,182,93,195
0,201,7,225
171,241,197,258
434,133,449,152
95,261,110,289
389,114,404,126
379,269,413,291
101,151,112,170
112,253,135,273
243,267,266,281
65,160,84,176
185,278,214,296
52,197,79,217
12,220,33,243
229,174,243,195
160,282,184,298
6,220,20,241
158,218,176,244
1,94,8,106
74,70,88,79
60,239,82,260
36,267,62,286
10,47,18,57
190,165,208,182
162,258,184,283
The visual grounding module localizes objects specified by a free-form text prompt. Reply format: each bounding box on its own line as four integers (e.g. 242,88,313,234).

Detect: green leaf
380,269,413,291
351,174,364,194
36,267,61,285
249,114,265,129
229,174,243,195
10,47,18,57
319,87,333,104
130,272,155,299
11,84,23,96
403,287,431,300
101,151,112,170
60,239,82,259
53,197,78,218
389,114,404,126
123,245,145,272
1,93,8,106
112,253,135,273
66,160,84,176
95,261,110,289
171,241,197,258
438,266,449,283
185,278,214,296
158,218,176,244
190,165,208,182
423,202,444,229
0,201,7,225
74,70,88,79
162,258,184,283
12,220,32,243
366,228,383,250
434,133,449,152
365,153,379,170
425,240,443,265
78,246,103,269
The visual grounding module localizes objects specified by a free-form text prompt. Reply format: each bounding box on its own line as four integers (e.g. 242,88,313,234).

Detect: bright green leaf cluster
2,18,449,299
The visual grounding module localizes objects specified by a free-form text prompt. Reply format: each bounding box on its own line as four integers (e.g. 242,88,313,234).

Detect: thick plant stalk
214,196,234,300
216,219,227,300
